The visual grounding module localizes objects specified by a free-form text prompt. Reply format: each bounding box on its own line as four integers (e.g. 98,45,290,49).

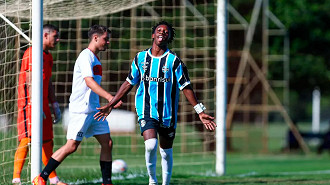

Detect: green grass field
51,153,330,185
2,122,330,185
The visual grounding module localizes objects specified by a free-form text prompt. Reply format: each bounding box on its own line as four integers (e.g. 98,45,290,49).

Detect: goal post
30,0,43,180
216,0,227,176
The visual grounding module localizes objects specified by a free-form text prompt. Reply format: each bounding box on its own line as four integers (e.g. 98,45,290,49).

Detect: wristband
194,103,206,114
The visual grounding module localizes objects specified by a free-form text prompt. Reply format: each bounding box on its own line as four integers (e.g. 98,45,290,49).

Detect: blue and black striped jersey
126,48,191,128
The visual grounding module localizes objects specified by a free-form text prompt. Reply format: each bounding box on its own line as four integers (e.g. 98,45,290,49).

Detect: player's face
45,30,60,49
97,32,110,51
152,24,170,46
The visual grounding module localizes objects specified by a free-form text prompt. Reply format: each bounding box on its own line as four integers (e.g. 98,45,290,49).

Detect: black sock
100,161,112,184
40,157,61,181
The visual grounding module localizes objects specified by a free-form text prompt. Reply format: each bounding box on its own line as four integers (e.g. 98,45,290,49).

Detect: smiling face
152,24,170,46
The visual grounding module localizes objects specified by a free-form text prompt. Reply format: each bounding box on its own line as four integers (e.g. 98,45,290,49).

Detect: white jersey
69,48,103,113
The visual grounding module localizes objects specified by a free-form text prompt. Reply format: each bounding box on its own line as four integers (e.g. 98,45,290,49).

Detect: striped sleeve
174,58,191,90
126,54,141,85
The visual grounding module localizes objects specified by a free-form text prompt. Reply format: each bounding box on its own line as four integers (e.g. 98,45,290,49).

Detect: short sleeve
78,50,94,78
174,58,191,90
126,54,141,85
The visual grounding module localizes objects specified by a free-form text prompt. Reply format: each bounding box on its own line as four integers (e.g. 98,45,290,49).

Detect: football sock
40,157,60,181
159,148,173,185
145,138,158,184
42,140,57,179
13,138,30,179
100,161,113,184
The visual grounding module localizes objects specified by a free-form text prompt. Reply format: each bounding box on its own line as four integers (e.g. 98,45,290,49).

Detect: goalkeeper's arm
48,78,61,123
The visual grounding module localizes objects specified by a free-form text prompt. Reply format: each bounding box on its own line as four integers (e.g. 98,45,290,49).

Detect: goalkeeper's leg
13,137,30,182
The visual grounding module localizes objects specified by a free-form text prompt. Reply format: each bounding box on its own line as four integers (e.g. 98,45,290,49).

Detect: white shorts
66,111,110,141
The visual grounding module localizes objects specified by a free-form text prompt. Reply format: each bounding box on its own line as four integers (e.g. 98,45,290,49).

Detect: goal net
0,0,217,183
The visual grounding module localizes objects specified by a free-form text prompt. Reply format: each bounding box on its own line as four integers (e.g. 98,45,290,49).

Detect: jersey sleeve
126,54,140,85
21,47,32,72
174,58,191,90
79,51,94,78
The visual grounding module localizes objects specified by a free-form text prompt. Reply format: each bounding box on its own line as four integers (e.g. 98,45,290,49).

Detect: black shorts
138,118,176,141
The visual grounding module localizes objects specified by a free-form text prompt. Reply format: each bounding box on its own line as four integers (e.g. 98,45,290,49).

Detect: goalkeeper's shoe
32,175,46,185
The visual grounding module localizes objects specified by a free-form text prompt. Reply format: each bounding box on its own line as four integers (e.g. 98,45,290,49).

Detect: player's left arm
48,78,61,123
182,85,217,131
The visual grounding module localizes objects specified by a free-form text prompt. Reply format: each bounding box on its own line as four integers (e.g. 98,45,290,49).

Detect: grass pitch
50,153,330,185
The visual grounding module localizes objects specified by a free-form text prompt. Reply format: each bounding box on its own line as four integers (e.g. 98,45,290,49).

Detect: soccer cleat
148,183,158,185
32,175,46,185
102,184,113,185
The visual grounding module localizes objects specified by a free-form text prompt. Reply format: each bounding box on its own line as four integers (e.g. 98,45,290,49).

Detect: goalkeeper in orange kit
13,24,67,185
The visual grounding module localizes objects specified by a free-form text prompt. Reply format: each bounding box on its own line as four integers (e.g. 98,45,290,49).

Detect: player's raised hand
198,112,217,131
94,104,113,121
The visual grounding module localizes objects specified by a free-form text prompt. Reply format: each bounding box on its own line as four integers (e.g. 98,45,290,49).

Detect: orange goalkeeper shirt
17,47,54,141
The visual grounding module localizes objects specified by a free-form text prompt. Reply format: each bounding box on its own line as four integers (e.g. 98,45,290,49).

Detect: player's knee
108,138,113,150
145,138,158,152
64,142,79,154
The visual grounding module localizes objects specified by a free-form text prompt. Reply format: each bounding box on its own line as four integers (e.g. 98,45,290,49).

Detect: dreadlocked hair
152,21,175,44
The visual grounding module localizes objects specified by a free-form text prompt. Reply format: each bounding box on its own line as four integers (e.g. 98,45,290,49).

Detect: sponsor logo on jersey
142,61,149,71
142,75,170,83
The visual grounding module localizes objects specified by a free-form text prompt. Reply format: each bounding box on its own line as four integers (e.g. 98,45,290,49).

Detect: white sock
12,178,21,184
159,148,173,185
145,138,158,184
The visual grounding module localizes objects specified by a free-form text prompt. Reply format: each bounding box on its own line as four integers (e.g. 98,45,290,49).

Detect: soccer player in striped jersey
94,21,217,185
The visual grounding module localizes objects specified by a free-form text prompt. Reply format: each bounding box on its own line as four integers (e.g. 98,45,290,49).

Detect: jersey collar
148,48,169,58
87,48,100,61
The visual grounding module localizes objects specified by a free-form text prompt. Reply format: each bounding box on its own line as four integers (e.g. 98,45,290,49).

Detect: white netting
0,0,155,20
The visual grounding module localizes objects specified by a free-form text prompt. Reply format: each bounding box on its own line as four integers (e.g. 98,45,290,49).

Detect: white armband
194,103,206,114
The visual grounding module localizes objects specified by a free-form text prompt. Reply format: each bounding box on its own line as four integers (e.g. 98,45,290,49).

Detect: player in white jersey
33,25,122,185
94,21,217,185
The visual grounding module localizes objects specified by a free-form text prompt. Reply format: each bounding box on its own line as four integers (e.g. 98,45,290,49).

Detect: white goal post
30,0,43,180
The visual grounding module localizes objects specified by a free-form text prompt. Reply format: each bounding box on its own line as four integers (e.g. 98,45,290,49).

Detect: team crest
162,65,169,73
